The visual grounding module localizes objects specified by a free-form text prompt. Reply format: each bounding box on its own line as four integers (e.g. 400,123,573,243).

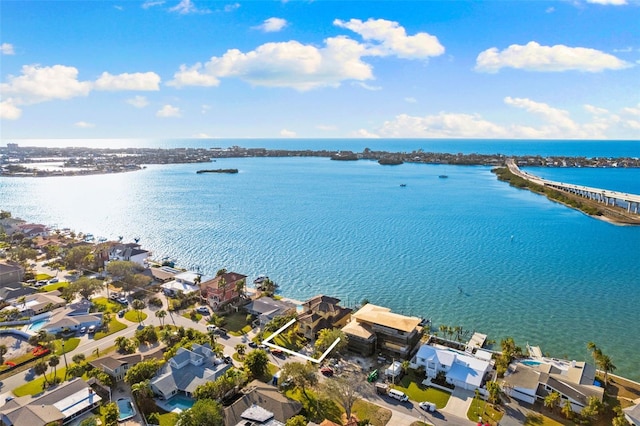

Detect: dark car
223,356,233,364
117,309,126,318
320,367,334,377
248,341,258,348
196,306,210,315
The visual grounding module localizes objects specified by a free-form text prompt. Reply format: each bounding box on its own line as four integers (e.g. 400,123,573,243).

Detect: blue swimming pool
164,394,195,412
116,398,136,421
520,360,543,366
26,319,48,332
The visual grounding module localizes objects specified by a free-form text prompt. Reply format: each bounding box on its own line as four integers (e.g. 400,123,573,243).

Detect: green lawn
181,311,203,322
40,281,69,292
92,297,122,313
256,362,280,383
157,412,179,426
285,388,343,424
393,372,451,408
125,310,148,323
14,368,68,396
467,397,504,425
93,318,127,340
262,330,305,351
223,311,253,335
352,398,392,426
35,273,53,281
54,337,80,354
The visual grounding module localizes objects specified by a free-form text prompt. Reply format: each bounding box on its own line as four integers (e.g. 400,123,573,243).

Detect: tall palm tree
155,309,167,327
544,391,561,413
131,379,153,402
132,299,146,324
598,354,616,387
48,354,60,384
34,359,49,387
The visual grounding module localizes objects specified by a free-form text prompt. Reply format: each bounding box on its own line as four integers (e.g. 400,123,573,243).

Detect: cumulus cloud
586,0,626,4
169,0,209,14
0,100,22,120
476,41,631,73
0,64,92,105
405,97,417,103
94,72,161,91
334,18,445,59
168,18,444,91
378,112,508,138
255,17,287,32
156,104,181,118
280,129,296,137
74,121,95,128
351,129,380,138
1,43,15,55
224,3,240,12
504,97,581,134
353,82,382,91
126,95,149,108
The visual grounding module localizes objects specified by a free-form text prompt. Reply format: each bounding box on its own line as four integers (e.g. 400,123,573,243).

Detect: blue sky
1,0,639,140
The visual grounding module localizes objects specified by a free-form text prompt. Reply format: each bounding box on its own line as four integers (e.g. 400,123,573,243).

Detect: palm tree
34,359,49,387
132,299,146,324
0,344,7,364
155,309,167,327
544,391,561,413
598,354,616,387
115,336,129,353
235,344,246,359
48,354,60,384
131,379,153,402
17,296,26,309
561,399,573,420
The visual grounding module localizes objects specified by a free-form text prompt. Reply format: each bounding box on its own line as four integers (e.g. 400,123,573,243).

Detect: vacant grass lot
222,311,253,335
40,281,69,292
352,398,392,426
125,310,148,323
94,318,127,340
93,297,123,313
467,397,504,425
54,337,80,354
393,370,451,408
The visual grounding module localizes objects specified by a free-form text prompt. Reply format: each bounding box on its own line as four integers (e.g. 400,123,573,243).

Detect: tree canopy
176,399,224,426
244,349,270,380
124,359,162,384
315,328,348,355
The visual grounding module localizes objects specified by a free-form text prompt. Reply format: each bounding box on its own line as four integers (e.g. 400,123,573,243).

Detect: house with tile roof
150,343,231,400
200,271,247,311
341,303,423,359
297,295,352,340
0,378,101,426
224,380,302,426
501,360,604,413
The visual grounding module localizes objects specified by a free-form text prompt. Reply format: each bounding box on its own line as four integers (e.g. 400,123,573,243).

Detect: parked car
196,306,210,315
320,367,334,377
419,401,436,412
87,325,96,334
206,325,218,332
248,341,258,348
79,326,87,334
388,389,409,402
117,310,126,318
223,356,233,365
35,280,47,287
109,293,119,300
271,348,284,357
117,297,128,305
48,278,59,284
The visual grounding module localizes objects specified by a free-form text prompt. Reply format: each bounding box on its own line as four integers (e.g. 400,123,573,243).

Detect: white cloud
378,112,508,138
0,100,22,120
156,104,181,118
0,64,92,105
621,104,640,116
280,129,296,137
94,72,161,91
546,6,556,13
192,132,213,138
504,97,581,134
1,43,15,55
168,63,220,88
114,5,123,11
583,104,609,115
476,41,631,73
142,0,165,9
255,17,288,32
169,18,444,91
74,121,95,128
334,18,445,59
351,129,380,138
224,3,240,12
353,82,382,91
126,95,149,108
169,0,209,14
586,0,627,4
404,97,417,103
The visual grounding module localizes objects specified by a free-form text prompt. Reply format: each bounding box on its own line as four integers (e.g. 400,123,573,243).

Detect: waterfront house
501,360,604,413
412,344,491,391
0,217,26,236
200,271,247,311
245,296,297,327
0,261,24,287
150,343,230,400
17,223,50,238
0,378,101,426
297,295,352,340
341,303,423,359
224,380,302,426
106,242,150,267
160,270,204,297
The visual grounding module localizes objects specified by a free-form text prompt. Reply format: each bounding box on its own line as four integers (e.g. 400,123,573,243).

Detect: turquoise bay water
1,139,639,380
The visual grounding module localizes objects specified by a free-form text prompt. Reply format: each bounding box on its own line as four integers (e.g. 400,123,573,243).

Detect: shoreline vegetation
493,167,640,225
1,145,640,178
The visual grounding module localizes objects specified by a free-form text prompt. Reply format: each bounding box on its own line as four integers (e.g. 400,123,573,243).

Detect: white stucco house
107,243,150,267
413,344,491,391
161,271,206,297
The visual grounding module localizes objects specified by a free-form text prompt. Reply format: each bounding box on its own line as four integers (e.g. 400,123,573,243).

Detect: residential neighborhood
0,212,638,426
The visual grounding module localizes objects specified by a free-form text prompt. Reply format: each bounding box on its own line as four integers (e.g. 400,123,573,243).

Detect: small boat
439,174,448,179
254,275,268,285
400,184,407,187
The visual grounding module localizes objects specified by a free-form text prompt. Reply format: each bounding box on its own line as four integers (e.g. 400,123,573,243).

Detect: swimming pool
116,397,136,421
520,360,543,366
26,319,49,332
164,394,195,412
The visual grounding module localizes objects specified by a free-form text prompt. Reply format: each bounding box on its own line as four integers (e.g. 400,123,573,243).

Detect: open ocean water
1,139,639,380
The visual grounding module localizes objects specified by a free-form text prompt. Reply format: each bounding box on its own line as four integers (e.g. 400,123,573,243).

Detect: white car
419,401,436,412
196,306,210,315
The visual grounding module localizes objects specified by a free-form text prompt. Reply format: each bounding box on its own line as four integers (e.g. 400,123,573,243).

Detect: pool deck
111,385,144,425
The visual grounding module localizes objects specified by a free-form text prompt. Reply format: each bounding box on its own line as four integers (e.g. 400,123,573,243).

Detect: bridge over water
506,159,640,215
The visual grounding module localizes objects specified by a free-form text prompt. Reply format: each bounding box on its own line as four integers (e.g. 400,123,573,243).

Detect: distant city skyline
1,0,639,140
